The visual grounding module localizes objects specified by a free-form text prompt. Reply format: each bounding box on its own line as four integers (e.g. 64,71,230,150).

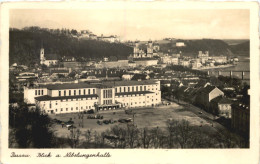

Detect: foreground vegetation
9,103,248,149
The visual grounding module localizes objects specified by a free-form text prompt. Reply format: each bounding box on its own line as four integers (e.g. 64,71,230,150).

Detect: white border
0,2,259,164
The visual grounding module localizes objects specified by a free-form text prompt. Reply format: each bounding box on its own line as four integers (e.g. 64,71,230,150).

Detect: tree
140,128,153,148
166,119,178,148
213,130,239,148
71,29,78,35
84,129,93,146
126,124,139,148
108,125,127,148
68,128,81,148
9,105,55,148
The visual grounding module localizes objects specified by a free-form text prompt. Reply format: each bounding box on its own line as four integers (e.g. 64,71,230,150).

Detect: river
201,55,250,84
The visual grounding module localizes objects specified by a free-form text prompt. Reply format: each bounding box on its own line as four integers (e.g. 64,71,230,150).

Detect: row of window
103,89,112,99
122,100,157,106
103,100,112,105
47,106,94,112
115,85,158,93
115,94,157,98
35,89,44,96
60,97,97,102
58,89,96,97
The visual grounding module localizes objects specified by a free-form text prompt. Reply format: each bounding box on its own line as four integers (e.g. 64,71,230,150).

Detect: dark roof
218,97,232,104
35,94,98,101
37,80,158,90
50,70,69,74
201,85,219,94
115,91,153,96
211,96,232,104
46,83,95,90
45,54,59,60
133,58,158,61
104,80,157,87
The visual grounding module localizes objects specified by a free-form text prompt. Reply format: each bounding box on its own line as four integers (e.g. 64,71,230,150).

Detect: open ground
50,101,223,140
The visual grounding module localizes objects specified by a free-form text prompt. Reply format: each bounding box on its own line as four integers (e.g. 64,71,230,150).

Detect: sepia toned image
1,1,259,164
7,7,252,150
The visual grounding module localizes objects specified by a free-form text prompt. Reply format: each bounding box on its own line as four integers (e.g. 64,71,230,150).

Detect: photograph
1,1,259,164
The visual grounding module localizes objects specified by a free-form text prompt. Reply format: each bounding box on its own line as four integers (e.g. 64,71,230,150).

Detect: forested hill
229,41,250,56
159,39,234,56
9,27,133,66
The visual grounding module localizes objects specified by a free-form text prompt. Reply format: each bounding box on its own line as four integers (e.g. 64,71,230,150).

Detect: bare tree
166,119,178,148
126,124,139,148
84,129,93,146
175,119,193,148
140,128,153,148
68,128,81,148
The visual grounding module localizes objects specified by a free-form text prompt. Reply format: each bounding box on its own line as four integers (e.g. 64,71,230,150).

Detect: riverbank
192,64,236,71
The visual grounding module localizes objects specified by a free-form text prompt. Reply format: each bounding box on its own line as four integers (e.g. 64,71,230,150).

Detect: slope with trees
9,27,133,66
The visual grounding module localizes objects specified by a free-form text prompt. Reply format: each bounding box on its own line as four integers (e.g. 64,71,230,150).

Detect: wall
24,87,47,104
36,97,98,114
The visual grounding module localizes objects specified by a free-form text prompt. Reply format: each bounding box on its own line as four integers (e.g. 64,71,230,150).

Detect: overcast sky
10,9,249,41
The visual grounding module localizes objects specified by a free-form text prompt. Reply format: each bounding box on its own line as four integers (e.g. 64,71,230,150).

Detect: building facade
231,103,250,140
24,80,161,114
195,85,224,111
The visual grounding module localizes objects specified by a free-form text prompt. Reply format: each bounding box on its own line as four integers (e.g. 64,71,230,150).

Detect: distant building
122,74,134,80
63,61,92,70
179,60,190,67
50,69,70,77
161,55,179,65
198,51,209,64
97,35,119,43
96,60,129,69
211,56,227,64
133,41,154,58
191,58,202,69
16,72,37,81
134,59,158,67
176,42,185,47
40,47,59,67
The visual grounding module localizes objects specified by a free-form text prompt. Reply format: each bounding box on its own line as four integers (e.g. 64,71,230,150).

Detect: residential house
195,85,224,111
210,96,232,118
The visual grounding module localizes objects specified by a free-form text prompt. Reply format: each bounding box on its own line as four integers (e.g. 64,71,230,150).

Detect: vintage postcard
0,1,259,164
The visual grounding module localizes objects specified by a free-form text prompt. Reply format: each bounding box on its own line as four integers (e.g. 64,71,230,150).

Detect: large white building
24,80,161,114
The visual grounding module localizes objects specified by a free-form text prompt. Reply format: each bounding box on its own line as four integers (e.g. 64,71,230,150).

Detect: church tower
133,41,139,58
147,40,153,57
40,47,45,64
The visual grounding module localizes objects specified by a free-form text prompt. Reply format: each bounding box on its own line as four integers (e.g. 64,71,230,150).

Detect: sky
10,9,249,41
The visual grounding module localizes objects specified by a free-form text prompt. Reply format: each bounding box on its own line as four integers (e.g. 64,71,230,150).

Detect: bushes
9,105,56,148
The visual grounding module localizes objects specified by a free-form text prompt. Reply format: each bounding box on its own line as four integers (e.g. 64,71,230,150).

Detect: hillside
159,39,234,57
9,27,133,66
223,39,249,45
229,41,250,56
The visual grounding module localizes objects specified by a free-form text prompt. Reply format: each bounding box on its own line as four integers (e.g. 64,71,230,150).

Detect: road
163,97,229,132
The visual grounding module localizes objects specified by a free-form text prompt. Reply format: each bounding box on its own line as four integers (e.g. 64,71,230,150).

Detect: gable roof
201,85,217,94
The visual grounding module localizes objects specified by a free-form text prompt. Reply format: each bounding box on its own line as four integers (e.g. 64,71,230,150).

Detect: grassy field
50,102,218,140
